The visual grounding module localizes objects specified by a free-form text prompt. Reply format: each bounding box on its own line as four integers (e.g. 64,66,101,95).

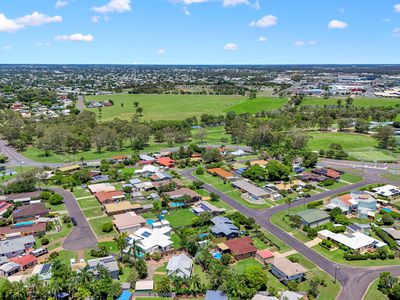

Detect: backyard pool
382,208,393,213
170,202,185,208
211,251,222,259
146,219,155,226
14,221,35,227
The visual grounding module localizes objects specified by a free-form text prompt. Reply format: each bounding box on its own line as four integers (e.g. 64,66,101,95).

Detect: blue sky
0,0,400,64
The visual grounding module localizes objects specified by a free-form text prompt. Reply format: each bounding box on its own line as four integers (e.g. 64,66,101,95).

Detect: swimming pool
14,221,35,227
170,202,185,208
382,208,393,213
211,251,222,259
198,233,209,238
146,219,155,225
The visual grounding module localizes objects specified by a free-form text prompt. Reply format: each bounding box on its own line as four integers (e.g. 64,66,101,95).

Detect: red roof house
11,254,37,270
256,249,274,264
0,201,12,216
95,191,125,204
156,157,175,168
219,237,257,261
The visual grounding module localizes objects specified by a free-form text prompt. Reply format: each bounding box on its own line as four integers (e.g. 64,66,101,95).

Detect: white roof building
128,227,172,254
373,185,400,198
134,165,159,175
88,183,116,194
318,229,386,251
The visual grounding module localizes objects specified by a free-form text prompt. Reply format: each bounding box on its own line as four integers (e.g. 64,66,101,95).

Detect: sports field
301,97,400,108
225,97,287,114
85,94,246,121
308,131,399,162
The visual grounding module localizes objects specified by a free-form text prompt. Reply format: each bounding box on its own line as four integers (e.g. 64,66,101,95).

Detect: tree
156,276,172,293
102,222,113,233
135,259,148,279
136,106,144,116
378,272,398,295
189,274,204,297
308,279,319,298
49,193,64,205
243,265,268,291
134,101,139,107
196,166,204,175
376,126,396,149
202,148,223,163
338,119,352,131
355,120,370,133
210,192,220,201
302,151,318,168
221,253,234,266
266,160,291,181
114,233,128,261
242,165,268,182
329,207,343,218
382,213,395,225
127,268,139,289
74,287,91,300
196,128,208,144
334,214,350,225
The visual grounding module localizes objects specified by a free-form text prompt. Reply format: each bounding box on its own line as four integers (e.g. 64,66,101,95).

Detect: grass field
77,197,101,209
301,97,400,108
85,94,246,121
308,131,398,162
364,278,389,300
164,209,195,228
88,216,116,237
226,97,287,114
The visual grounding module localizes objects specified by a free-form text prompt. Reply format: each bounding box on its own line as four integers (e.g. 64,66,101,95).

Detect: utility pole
334,265,338,284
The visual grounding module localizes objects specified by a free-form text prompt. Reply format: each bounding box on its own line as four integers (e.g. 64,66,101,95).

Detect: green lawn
36,223,73,246
85,94,246,121
77,197,101,209
164,209,195,228
193,264,209,285
288,253,341,300
364,278,389,300
83,206,104,218
340,173,363,183
226,97,287,114
194,172,270,209
382,173,400,181
270,204,311,233
171,233,182,248
312,245,400,266
301,97,400,108
73,188,92,199
88,216,117,237
307,131,398,162
45,201,67,212
234,258,263,273
253,237,269,250
56,250,78,264
0,166,35,184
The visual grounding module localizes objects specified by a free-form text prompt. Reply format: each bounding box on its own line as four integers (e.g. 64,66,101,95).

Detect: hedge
307,200,323,209
372,226,398,250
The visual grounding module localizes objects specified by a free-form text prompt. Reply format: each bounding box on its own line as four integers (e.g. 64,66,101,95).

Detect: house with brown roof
103,201,140,216
166,188,201,202
207,168,237,182
12,204,49,223
113,212,146,233
95,191,125,204
10,254,37,270
312,168,341,180
270,257,308,283
218,237,257,261
0,222,46,237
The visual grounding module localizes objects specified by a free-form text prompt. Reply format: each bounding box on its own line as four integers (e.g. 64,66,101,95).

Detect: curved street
180,166,400,300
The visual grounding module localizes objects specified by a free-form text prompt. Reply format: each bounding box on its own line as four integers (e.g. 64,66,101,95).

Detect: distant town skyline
0,0,400,64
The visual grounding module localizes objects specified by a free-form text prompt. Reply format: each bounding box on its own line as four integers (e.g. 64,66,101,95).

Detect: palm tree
171,275,184,295
27,274,41,299
78,265,94,286
114,232,128,261
9,281,28,300
189,274,202,297
285,197,292,211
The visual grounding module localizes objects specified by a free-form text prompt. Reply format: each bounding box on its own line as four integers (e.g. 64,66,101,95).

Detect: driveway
51,188,97,250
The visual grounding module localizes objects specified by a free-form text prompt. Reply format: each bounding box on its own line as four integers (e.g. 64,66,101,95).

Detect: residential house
0,201,12,217
0,222,46,237
134,165,159,177
103,201,140,216
10,254,37,270
128,227,172,254
156,157,175,168
111,155,129,163
12,204,49,223
205,291,228,300
256,249,275,264
88,183,116,194
373,185,400,199
95,191,125,205
382,228,400,246
166,188,201,202
299,172,326,183
191,201,225,215
327,191,378,218
87,256,119,279
135,280,154,294
113,212,146,234
296,209,330,228
250,160,269,168
270,257,308,284
0,235,35,258
150,172,173,182
327,194,358,214
0,262,21,277
210,216,239,239
166,253,193,278
232,180,270,201
312,168,341,180
207,168,237,182
318,229,386,252
218,237,257,260
58,164,81,173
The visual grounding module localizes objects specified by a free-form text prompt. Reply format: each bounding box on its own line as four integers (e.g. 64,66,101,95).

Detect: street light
334,265,339,284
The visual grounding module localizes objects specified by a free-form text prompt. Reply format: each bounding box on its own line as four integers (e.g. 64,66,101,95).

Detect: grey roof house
295,209,330,228
87,256,119,279
166,253,193,278
0,235,35,258
210,216,239,239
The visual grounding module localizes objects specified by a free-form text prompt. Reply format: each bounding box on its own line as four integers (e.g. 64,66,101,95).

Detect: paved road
50,187,97,250
180,168,400,300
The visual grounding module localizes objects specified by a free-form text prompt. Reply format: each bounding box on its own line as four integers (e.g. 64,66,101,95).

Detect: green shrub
41,238,49,245
102,222,114,233
307,200,323,209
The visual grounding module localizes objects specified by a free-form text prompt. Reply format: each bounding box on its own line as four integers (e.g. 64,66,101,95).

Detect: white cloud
252,0,260,10
249,15,278,28
55,33,94,42
55,0,68,9
91,16,101,23
224,43,238,50
223,0,249,7
170,0,210,4
92,0,131,13
328,20,348,29
395,4,400,12
294,40,305,47
16,12,62,27
258,36,267,42
0,12,61,33
156,48,166,54
309,40,317,46
183,6,191,15
0,13,24,33
35,42,51,47
394,28,400,38
2,45,11,50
